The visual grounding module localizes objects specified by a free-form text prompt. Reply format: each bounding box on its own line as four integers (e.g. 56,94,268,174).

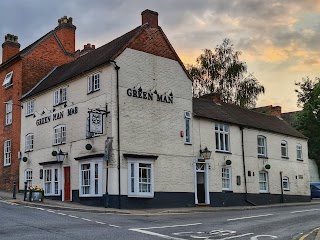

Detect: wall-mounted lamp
200,147,212,160
42,107,52,115
56,149,68,162
3,101,23,109
63,99,74,108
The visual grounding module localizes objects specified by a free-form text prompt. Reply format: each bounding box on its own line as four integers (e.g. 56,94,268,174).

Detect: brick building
0,16,77,191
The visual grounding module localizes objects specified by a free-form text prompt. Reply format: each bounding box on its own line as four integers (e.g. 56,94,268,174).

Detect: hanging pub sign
89,111,103,134
126,85,173,104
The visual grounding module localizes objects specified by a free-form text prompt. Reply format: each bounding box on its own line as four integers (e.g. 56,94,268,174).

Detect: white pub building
19,10,310,208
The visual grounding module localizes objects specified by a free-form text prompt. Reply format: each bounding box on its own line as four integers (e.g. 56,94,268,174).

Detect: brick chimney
2,34,20,63
201,93,222,104
271,106,282,117
141,9,158,28
54,16,76,54
78,43,95,57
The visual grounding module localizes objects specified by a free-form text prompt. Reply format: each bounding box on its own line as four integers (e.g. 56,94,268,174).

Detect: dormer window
53,87,67,106
2,71,13,88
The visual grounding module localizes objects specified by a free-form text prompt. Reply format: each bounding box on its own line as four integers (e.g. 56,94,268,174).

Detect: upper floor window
222,167,232,190
2,71,13,88
53,125,66,145
281,140,288,158
5,100,12,126
4,140,11,166
215,123,230,152
257,135,267,157
259,171,268,193
87,73,100,93
184,111,192,144
25,133,34,152
25,100,34,116
53,87,67,106
296,144,303,160
282,176,290,191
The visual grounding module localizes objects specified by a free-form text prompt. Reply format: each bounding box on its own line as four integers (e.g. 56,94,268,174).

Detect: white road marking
130,229,185,240
57,212,66,216
290,209,320,214
227,214,273,221
36,208,45,210
95,221,106,225
251,235,277,239
220,233,254,239
129,223,202,240
134,223,202,230
47,210,55,213
109,224,121,228
68,215,78,219
81,218,92,222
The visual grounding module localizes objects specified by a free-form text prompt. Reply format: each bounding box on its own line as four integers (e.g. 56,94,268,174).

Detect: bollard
23,181,27,201
12,181,16,199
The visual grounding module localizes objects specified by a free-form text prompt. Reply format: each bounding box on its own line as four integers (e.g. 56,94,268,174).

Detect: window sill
25,113,34,118
3,164,11,167
44,194,61,197
184,142,192,145
53,142,66,146
25,150,33,153
53,102,67,107
5,124,12,127
79,194,103,198
284,189,290,191
215,150,232,154
87,89,100,95
258,155,268,159
128,194,154,198
4,84,13,90
222,189,233,193
259,192,269,194
297,159,303,161
281,156,289,159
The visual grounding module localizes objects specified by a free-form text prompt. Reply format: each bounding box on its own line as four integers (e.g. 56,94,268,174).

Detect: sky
0,0,319,112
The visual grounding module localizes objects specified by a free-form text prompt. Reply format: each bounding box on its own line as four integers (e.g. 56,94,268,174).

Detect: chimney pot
92,45,95,49
141,9,159,28
2,33,20,63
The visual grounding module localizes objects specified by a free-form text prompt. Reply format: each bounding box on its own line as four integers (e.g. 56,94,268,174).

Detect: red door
64,167,71,201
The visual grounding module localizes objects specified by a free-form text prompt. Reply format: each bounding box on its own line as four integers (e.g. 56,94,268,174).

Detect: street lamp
200,147,212,160
56,149,68,162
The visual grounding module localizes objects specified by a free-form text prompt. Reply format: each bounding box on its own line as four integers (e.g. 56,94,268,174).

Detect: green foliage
293,77,320,161
188,38,265,108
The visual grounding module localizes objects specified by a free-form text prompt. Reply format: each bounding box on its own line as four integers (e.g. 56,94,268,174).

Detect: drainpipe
110,60,121,209
240,126,255,206
280,171,284,203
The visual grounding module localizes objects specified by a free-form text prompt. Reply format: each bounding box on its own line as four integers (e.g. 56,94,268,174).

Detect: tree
293,77,320,172
188,38,265,108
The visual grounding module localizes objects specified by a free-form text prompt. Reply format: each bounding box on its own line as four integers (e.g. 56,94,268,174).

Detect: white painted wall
193,117,310,196
309,159,320,182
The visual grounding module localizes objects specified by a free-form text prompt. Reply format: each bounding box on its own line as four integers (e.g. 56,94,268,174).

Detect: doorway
194,161,210,205
64,166,71,201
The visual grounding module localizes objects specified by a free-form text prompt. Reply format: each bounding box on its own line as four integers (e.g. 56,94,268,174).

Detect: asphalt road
0,200,320,240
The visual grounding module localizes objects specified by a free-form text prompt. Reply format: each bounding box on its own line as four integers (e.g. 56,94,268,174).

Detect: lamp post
56,149,68,162
200,147,212,160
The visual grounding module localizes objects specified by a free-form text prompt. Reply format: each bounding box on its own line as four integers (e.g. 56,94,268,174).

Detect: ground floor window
127,159,154,198
43,167,60,196
79,160,103,197
282,176,290,191
222,167,231,190
25,169,32,188
259,171,268,193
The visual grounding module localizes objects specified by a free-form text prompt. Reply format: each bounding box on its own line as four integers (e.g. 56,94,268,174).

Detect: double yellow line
299,227,320,240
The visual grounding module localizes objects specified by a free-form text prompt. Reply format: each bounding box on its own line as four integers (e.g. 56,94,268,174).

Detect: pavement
1,190,320,239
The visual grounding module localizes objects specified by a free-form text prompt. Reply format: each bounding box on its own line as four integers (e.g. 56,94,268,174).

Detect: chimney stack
141,9,158,28
54,16,76,54
201,93,222,104
2,34,20,63
271,106,282,117
78,43,96,57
